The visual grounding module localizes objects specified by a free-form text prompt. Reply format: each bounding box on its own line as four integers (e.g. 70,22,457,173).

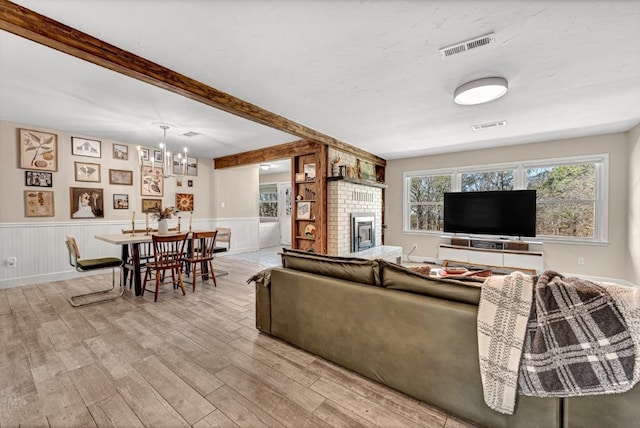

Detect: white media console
438,236,544,274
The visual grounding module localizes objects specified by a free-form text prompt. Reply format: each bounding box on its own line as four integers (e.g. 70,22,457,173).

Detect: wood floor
0,256,475,427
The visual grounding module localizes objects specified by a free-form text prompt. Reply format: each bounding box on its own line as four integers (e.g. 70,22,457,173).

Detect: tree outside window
408,175,451,231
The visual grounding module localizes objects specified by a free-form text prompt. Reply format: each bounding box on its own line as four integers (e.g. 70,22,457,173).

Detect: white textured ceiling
1,0,639,160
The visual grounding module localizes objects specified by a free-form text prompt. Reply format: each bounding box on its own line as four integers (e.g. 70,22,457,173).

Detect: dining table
95,230,209,296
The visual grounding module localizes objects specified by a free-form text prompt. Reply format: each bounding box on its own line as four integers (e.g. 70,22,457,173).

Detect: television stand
438,236,543,274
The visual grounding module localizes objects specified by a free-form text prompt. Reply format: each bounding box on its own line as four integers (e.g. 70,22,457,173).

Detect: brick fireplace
327,179,383,256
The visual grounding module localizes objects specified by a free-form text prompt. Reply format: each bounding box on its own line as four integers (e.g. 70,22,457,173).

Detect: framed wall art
296,201,311,220
142,198,162,213
24,190,55,217
141,166,163,196
175,193,194,211
71,137,101,158
74,161,101,182
70,187,104,218
19,128,58,171
113,194,129,209
109,169,133,185
303,163,316,180
357,159,376,181
113,143,128,160
25,171,53,187
154,150,163,163
187,156,198,176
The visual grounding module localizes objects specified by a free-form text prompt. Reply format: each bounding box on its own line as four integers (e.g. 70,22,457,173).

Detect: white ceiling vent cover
471,120,507,131
439,33,495,58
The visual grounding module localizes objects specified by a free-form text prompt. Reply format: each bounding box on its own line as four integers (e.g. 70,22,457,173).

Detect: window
259,184,278,217
403,155,607,242
405,172,451,231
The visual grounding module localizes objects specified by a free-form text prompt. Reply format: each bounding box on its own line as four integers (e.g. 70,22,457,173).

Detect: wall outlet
7,257,17,268
577,257,585,265
412,243,418,250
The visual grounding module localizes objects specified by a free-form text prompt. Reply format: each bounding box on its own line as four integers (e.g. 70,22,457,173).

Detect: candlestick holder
130,222,136,236
145,227,150,236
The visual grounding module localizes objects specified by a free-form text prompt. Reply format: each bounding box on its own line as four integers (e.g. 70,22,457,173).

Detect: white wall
628,123,640,283
385,132,631,280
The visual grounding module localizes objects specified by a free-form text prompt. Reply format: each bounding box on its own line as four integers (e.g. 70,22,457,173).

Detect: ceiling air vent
471,120,507,131
439,33,495,58
181,131,200,137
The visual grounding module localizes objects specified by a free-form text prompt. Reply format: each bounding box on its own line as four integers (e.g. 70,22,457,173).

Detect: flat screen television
443,190,536,238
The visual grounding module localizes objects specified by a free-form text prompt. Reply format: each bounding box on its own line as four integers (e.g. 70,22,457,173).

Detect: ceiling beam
214,140,321,169
0,0,385,165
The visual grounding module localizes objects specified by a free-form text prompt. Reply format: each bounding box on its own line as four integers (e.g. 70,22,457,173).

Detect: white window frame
403,154,608,244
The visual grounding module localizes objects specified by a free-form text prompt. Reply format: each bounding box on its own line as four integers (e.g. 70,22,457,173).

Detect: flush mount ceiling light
259,164,271,171
454,77,508,106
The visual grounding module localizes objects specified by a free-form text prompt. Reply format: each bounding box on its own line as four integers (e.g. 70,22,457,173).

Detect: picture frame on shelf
140,166,163,196
109,169,133,185
141,198,162,213
357,159,376,181
24,190,54,217
74,161,101,182
175,193,194,211
71,137,101,158
112,143,128,160
113,194,129,209
296,201,311,220
19,128,58,171
25,170,53,187
295,172,306,182
303,163,316,180
70,187,104,218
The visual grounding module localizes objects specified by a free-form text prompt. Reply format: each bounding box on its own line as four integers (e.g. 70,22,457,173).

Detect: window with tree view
526,163,597,238
404,155,606,241
407,174,451,231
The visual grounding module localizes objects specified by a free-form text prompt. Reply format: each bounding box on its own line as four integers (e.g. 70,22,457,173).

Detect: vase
158,219,169,234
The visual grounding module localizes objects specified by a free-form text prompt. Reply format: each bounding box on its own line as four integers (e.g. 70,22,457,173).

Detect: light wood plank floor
0,256,476,427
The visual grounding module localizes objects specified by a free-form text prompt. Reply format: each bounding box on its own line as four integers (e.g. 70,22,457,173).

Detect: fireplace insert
351,213,375,252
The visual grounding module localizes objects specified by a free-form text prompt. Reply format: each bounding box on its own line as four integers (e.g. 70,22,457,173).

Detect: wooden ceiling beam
214,140,321,169
0,0,385,165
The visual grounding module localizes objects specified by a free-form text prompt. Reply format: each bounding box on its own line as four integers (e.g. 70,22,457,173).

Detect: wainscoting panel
0,217,260,288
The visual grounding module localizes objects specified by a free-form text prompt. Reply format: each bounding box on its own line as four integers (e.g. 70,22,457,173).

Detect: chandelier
138,123,188,179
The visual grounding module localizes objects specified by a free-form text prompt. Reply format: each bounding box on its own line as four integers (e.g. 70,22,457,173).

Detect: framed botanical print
19,128,58,171
113,143,128,160
70,187,104,218
71,137,101,158
175,193,194,211
24,190,54,217
25,171,53,187
113,194,129,209
141,166,163,196
109,169,133,185
74,161,101,182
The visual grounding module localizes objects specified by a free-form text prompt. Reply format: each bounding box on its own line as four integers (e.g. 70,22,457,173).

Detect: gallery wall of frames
1,120,211,223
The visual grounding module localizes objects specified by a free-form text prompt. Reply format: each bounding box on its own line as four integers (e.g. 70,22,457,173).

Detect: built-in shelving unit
292,150,326,252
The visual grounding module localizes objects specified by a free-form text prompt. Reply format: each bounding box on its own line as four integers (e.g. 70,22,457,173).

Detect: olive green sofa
254,249,640,427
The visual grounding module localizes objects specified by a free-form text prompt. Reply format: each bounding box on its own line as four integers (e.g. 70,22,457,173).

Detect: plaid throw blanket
477,272,534,414
478,270,640,415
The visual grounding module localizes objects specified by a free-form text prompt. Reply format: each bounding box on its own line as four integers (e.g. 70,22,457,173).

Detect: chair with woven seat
65,236,124,307
183,230,218,291
142,233,188,302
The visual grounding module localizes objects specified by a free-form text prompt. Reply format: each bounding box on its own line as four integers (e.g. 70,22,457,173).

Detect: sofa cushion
280,248,380,286
379,260,481,305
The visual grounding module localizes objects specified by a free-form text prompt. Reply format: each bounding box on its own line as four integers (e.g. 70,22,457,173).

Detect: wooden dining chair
183,230,218,291
212,227,231,276
142,233,188,302
65,236,124,307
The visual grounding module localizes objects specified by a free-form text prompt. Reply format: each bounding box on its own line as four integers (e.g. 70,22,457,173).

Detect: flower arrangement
152,206,178,220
